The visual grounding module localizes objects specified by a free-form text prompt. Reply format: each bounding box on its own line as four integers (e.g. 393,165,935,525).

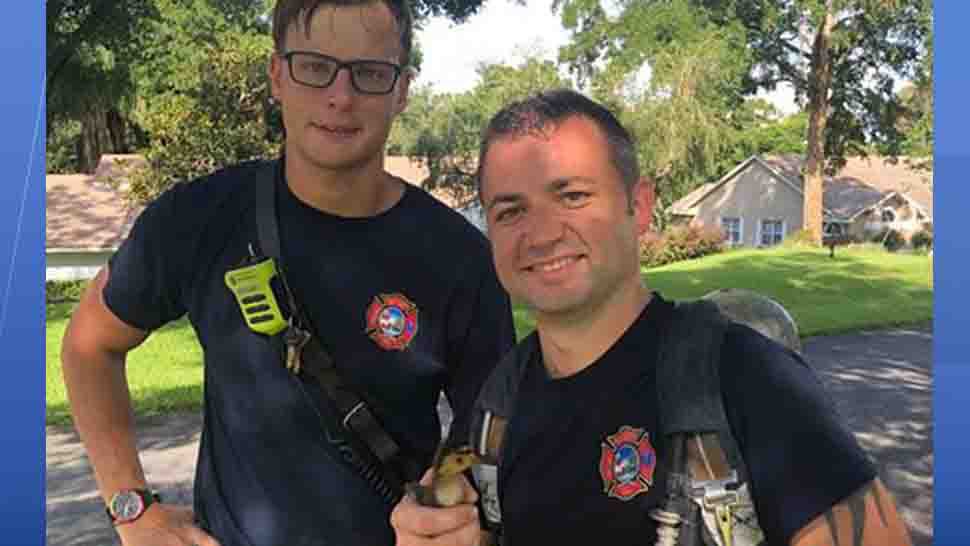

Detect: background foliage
47,0,932,220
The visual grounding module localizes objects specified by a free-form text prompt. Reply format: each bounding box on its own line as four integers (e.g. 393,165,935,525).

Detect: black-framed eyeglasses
281,51,403,95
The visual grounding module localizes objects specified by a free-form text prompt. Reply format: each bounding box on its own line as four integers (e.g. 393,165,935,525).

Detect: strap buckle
341,400,399,463
692,472,741,546
714,503,735,546
701,487,740,509
691,470,740,505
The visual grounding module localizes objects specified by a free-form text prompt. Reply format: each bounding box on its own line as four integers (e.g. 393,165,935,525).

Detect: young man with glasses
60,1,515,545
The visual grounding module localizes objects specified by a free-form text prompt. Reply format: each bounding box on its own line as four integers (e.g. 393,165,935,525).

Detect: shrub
46,119,82,174
911,230,933,250
46,280,89,304
641,225,725,268
883,229,905,252
127,30,279,205
869,227,905,251
870,228,892,244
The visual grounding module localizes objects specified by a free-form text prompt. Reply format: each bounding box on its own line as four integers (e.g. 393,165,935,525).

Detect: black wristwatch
105,489,161,526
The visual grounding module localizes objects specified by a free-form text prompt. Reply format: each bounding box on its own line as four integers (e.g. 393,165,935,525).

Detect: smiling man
60,2,514,545
390,89,913,546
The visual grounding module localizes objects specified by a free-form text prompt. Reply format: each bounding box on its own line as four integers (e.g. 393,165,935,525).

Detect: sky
413,0,800,115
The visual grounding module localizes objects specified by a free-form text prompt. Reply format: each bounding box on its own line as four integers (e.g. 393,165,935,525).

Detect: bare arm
790,478,913,546
61,266,218,546
62,266,150,503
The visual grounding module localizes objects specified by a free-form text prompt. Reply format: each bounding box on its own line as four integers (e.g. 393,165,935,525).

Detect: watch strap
105,489,161,525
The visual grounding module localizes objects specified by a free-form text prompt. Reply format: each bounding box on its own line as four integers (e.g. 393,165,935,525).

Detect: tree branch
773,58,808,90
47,0,120,93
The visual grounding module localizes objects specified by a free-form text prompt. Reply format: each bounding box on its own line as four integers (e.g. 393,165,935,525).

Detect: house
667,154,933,247
46,155,146,281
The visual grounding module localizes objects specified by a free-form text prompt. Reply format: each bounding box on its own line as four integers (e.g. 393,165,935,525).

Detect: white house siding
46,251,113,281
690,162,804,247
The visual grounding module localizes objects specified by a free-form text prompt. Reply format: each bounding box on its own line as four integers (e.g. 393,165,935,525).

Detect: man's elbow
60,270,145,376
61,314,119,383
61,320,106,372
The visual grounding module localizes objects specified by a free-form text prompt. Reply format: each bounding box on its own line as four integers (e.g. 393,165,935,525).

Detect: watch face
110,491,145,522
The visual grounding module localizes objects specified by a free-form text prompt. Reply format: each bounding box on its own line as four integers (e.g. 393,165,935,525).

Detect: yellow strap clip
715,504,734,546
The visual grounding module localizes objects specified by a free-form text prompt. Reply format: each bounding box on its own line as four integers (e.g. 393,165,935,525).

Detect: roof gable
668,155,818,215
668,156,760,215
670,154,933,221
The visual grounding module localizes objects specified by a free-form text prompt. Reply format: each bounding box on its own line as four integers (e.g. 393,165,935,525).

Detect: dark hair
477,88,641,206
271,0,413,66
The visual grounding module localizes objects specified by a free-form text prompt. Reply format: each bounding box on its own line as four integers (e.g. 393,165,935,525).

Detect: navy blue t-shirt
498,294,876,546
103,160,515,546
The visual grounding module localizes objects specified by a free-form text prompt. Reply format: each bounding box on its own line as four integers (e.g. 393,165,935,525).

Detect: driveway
802,324,933,545
46,324,933,545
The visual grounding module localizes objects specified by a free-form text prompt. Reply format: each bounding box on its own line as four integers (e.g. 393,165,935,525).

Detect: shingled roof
47,155,481,252
46,174,140,252
47,155,149,252
669,154,933,221
761,154,933,220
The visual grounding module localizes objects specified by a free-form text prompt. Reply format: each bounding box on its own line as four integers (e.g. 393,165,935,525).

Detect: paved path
46,325,933,545
802,324,933,545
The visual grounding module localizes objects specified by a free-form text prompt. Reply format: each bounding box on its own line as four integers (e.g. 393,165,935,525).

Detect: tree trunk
77,109,112,173
77,113,98,173
803,2,835,245
106,108,128,152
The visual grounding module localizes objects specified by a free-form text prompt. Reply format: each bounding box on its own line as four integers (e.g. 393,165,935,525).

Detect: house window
824,222,844,236
760,219,784,246
881,208,896,223
721,217,742,245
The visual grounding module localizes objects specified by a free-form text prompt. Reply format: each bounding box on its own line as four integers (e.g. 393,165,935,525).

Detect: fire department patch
365,293,419,351
599,426,656,501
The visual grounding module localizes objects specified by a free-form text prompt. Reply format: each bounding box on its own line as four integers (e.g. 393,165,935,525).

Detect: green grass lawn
513,246,932,340
644,245,932,337
46,245,932,425
46,303,204,425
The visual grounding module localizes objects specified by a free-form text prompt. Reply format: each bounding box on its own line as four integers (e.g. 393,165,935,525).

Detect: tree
46,0,157,97
701,0,932,243
390,57,568,204
736,109,810,159
45,0,268,172
895,25,933,173
126,26,279,205
46,41,136,172
555,0,756,227
47,0,159,171
411,0,488,21
556,0,933,243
